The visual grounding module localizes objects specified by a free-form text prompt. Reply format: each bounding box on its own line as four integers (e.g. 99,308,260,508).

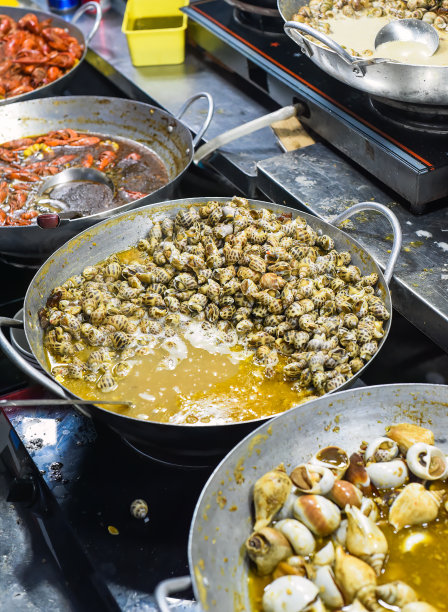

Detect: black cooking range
185,0,448,212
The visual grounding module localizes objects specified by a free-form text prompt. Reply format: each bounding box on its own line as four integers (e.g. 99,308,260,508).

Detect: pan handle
0,317,69,399
176,92,214,149
283,22,390,78
332,202,402,286
155,576,193,612
72,1,103,45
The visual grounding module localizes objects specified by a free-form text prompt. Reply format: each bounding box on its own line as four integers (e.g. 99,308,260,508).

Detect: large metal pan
155,382,448,610
0,197,401,462
278,0,448,105
0,3,102,106
0,94,213,266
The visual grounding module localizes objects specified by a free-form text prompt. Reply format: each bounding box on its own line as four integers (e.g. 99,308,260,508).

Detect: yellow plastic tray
122,0,188,67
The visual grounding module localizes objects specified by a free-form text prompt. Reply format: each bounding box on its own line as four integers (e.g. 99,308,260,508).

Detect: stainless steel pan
0,3,102,105
278,0,448,105
0,94,213,266
0,197,401,461
155,382,448,611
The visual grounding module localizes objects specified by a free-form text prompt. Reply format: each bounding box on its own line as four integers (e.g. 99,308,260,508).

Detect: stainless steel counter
30,1,448,352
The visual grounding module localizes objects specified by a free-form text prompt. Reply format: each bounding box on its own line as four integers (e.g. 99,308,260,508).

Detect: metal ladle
375,18,440,57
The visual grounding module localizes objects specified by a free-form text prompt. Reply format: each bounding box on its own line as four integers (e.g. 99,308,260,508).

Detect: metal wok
0,94,213,266
155,382,448,610
278,0,448,105
0,197,401,462
0,3,102,106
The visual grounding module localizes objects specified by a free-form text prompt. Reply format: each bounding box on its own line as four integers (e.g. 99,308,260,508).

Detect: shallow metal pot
0,197,401,462
0,3,102,105
0,94,213,266
278,0,448,105
155,382,448,610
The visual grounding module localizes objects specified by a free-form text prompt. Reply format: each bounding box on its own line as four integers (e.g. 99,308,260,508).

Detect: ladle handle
72,1,103,45
332,202,402,286
283,22,389,76
0,317,71,402
176,92,214,148
155,576,193,612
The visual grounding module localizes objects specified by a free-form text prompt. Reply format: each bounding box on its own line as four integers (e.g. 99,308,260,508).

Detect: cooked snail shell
345,505,388,575
360,497,379,522
332,518,348,548
310,446,350,479
313,541,335,566
329,480,363,509
366,459,408,489
262,575,319,612
253,464,292,531
246,527,293,576
290,464,335,495
272,556,309,581
364,437,398,464
345,452,372,494
406,443,448,480
376,581,417,607
334,546,377,605
293,494,341,537
387,423,434,454
276,519,316,556
344,601,369,612
275,491,298,521
313,565,344,608
389,482,443,531
402,604,438,612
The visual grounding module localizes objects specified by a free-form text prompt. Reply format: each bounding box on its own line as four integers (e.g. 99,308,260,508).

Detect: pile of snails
246,422,444,612
292,0,448,56
40,196,389,397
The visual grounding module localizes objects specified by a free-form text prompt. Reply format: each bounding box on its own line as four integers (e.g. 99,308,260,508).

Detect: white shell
332,518,348,547
313,541,335,566
262,576,319,612
364,437,398,463
290,464,335,495
310,446,350,479
276,491,298,521
314,565,344,608
276,519,316,556
406,443,448,480
360,497,379,522
293,495,341,537
344,601,369,612
366,459,408,489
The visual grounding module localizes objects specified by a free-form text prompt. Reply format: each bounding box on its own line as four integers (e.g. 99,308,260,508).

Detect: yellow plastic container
122,0,188,67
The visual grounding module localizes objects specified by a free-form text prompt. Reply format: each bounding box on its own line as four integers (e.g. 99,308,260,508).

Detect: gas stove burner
370,96,448,135
226,0,283,34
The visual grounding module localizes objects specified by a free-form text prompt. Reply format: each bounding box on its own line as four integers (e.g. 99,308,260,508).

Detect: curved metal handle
332,202,402,286
155,576,192,612
0,317,69,399
176,92,214,148
72,1,103,45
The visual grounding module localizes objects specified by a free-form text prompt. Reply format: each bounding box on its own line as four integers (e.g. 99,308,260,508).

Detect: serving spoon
375,18,440,57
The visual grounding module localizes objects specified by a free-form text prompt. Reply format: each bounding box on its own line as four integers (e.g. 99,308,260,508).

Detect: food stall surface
0,1,448,610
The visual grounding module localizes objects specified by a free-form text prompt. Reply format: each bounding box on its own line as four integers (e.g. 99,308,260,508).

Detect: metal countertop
32,1,448,351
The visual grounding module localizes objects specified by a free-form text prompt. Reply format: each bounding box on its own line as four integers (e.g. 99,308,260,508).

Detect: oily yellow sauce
45,247,315,425
319,13,448,65
248,485,448,610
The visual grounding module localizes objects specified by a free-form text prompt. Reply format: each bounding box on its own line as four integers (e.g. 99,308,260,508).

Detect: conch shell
293,494,341,537
329,479,363,509
345,452,372,495
313,541,335,566
314,565,344,608
246,527,293,575
262,575,319,612
376,581,418,607
272,556,309,581
334,546,377,607
387,423,434,454
290,464,335,495
364,436,399,464
311,446,350,479
406,443,448,480
276,519,316,556
389,482,444,531
253,464,292,530
346,505,388,575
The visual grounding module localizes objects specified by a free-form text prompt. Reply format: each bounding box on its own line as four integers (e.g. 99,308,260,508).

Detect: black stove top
186,0,448,212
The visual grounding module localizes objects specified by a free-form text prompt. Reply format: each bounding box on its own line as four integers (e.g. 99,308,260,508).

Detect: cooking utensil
0,3,102,106
0,399,133,407
0,197,401,461
0,94,213,266
155,382,448,611
278,0,448,105
375,19,440,57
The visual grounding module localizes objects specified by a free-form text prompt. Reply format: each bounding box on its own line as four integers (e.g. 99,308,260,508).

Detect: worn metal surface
188,383,448,609
1,197,394,459
257,143,448,351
